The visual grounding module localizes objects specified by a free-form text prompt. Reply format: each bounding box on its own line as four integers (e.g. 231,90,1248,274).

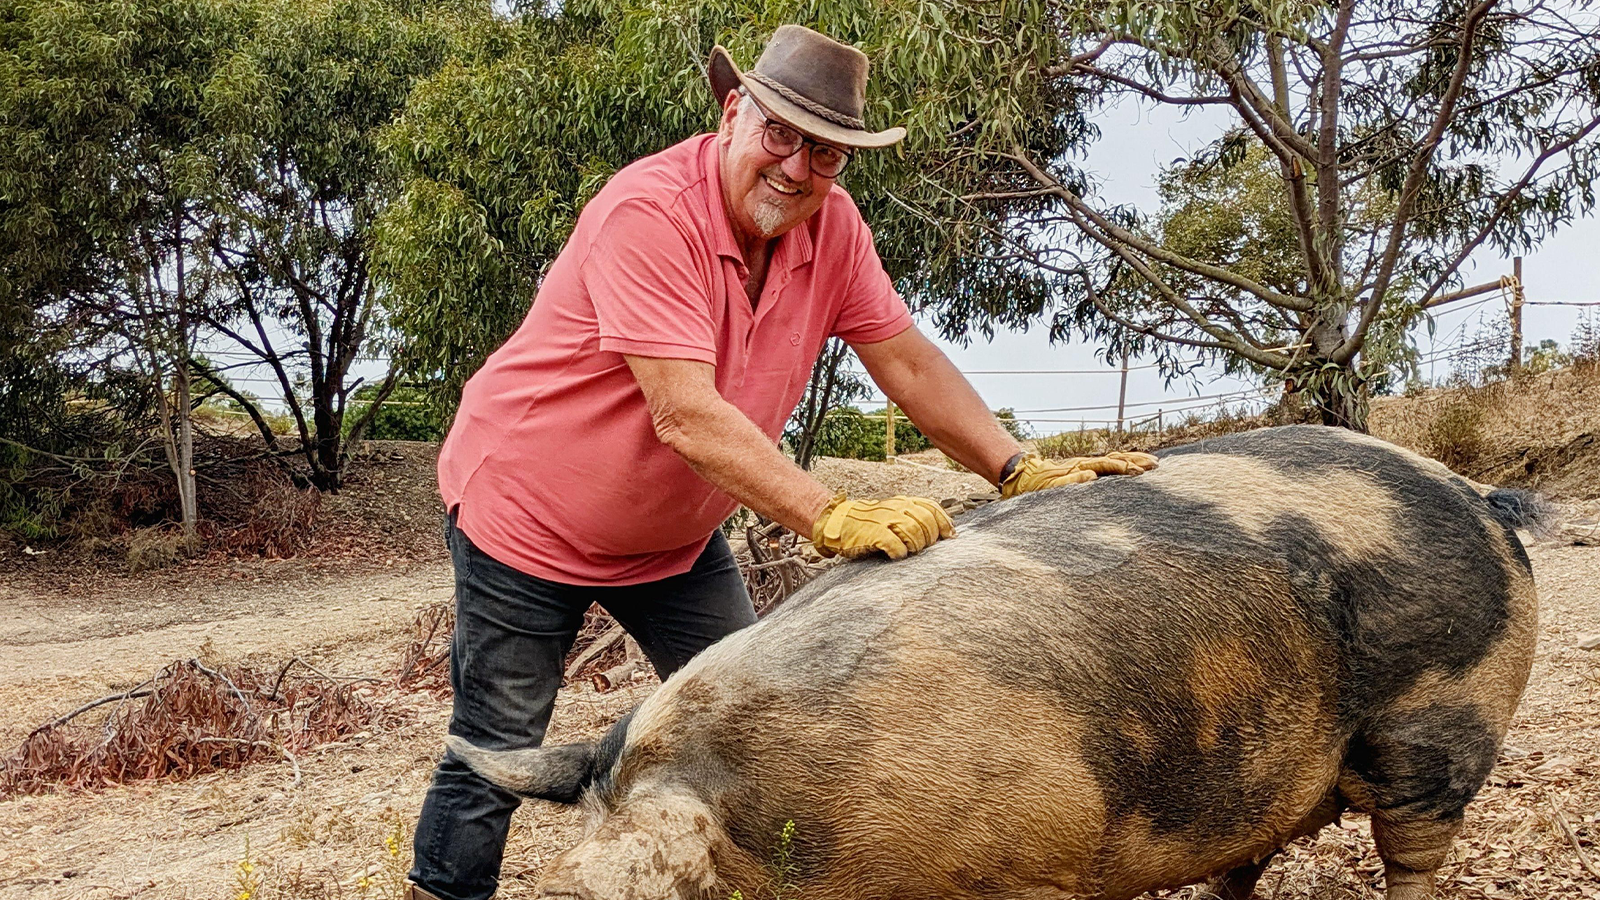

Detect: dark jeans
409,513,757,900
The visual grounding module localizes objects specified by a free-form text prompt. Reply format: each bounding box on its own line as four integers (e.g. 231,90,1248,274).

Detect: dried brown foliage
391,530,824,699
394,599,455,695
0,658,381,797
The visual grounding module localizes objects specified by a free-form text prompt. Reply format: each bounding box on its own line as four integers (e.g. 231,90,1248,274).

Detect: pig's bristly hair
446,736,596,804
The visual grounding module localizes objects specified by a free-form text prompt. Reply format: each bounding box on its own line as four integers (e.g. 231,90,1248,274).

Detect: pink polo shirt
438,134,914,585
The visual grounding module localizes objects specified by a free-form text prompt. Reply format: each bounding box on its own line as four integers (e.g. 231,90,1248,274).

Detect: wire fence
189,287,1592,434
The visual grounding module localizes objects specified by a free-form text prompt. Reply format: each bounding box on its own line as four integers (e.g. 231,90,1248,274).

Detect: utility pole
1510,256,1525,378
1115,350,1130,438
884,400,896,461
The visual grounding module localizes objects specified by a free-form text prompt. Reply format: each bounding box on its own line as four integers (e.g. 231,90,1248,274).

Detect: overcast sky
911,99,1599,435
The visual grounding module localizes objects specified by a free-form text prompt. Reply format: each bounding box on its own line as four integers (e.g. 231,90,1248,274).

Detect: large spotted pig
450,425,1541,900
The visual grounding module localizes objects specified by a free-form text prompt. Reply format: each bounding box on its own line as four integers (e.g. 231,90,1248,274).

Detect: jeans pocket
447,512,476,583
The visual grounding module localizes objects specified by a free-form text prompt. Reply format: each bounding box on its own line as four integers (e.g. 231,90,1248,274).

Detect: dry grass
1372,359,1600,498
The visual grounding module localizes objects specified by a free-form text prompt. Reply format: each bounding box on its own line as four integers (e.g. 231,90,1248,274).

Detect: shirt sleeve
584,199,718,364
830,216,915,345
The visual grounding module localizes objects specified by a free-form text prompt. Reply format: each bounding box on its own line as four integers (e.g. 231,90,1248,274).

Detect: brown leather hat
708,25,906,150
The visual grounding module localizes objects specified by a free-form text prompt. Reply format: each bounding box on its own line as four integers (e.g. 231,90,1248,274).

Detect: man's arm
624,354,954,559
851,326,1022,485
624,355,834,536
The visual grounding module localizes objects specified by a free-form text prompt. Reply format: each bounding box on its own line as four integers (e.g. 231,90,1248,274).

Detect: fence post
884,400,896,460
1510,256,1524,378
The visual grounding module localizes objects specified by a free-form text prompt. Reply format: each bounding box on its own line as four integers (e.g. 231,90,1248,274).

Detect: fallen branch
191,658,253,718
592,660,641,692
265,657,386,700
27,680,157,739
564,624,625,681
1550,799,1600,880
1563,521,1599,546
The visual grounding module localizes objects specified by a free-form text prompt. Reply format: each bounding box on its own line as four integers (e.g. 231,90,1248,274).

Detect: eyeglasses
749,105,854,179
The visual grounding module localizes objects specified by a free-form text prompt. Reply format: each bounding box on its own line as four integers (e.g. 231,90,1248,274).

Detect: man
408,25,1155,900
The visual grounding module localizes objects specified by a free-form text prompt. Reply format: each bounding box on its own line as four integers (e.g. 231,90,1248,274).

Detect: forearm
897,385,1021,485
862,333,1021,484
656,397,836,537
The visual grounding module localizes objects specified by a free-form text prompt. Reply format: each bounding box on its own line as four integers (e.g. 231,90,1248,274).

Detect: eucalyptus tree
376,0,1073,412
1001,0,1600,430
199,0,478,490
0,0,261,542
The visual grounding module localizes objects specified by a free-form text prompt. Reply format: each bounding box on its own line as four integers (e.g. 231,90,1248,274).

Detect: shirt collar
701,135,744,263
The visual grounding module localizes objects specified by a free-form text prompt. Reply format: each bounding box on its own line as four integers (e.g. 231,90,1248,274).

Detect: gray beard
751,198,788,237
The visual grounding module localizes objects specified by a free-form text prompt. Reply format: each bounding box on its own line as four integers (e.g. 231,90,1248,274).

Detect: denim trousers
408,513,758,900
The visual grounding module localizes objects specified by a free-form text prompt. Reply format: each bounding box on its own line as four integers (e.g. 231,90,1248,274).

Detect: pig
448,424,1541,900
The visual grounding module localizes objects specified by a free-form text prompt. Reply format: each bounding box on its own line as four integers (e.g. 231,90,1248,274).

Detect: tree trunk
174,361,198,548
1306,366,1369,433
792,339,849,471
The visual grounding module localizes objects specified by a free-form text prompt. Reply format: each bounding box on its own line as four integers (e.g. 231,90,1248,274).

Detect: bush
808,406,929,461
1034,429,1108,459
345,385,445,442
1422,395,1488,472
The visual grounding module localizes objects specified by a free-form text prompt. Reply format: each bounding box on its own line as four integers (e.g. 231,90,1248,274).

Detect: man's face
716,91,841,244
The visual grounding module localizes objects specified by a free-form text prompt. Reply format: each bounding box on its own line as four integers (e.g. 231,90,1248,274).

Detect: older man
408,25,1154,900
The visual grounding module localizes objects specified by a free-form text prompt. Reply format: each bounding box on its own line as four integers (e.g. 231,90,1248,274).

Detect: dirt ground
1,445,1597,899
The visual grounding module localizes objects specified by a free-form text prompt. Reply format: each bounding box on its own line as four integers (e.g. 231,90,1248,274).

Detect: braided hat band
744,71,866,132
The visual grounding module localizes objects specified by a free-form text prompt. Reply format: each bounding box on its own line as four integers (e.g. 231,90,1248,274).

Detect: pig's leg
1205,792,1343,899
1345,705,1497,900
1371,814,1457,900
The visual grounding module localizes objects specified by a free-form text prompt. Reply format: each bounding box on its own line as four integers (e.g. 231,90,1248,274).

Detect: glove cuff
999,453,1040,500
811,493,849,558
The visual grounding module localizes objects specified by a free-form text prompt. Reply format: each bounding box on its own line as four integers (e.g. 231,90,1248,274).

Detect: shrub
1422,395,1488,472
345,385,445,442
1034,429,1108,458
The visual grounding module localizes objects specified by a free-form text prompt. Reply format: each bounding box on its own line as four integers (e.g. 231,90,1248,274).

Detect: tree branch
1007,149,1315,313
1340,0,1498,363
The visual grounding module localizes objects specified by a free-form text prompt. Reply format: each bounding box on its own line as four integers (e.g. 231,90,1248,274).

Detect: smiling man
408,25,1155,900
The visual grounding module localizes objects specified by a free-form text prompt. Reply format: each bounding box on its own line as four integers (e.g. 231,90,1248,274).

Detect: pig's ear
446,736,596,804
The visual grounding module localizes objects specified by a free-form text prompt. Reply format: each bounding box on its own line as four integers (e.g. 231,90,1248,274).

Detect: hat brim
708,45,906,150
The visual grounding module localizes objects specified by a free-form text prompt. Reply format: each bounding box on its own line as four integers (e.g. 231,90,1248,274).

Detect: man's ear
717,90,743,139
446,736,597,804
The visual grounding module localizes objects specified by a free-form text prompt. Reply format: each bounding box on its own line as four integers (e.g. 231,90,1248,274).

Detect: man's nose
779,147,812,184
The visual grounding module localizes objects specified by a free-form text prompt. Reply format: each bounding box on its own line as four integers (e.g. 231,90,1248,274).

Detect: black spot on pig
1347,704,1500,819
1264,510,1510,722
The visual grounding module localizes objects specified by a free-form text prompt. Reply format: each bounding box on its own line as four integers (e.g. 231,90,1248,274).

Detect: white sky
911,100,1599,435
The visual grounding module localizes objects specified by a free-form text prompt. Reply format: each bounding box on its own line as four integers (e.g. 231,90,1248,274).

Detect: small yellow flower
237,891,252,900
357,875,374,890
238,860,255,875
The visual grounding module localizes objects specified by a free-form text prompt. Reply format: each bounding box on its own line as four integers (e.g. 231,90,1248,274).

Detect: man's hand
812,494,956,560
999,451,1160,499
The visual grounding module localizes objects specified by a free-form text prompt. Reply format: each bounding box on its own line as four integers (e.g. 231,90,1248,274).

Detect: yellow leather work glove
999,451,1160,499
811,494,957,560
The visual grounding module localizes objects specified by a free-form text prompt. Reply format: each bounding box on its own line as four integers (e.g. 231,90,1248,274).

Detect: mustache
758,166,810,196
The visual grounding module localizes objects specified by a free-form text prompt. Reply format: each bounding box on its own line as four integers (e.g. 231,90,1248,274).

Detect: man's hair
736,87,760,120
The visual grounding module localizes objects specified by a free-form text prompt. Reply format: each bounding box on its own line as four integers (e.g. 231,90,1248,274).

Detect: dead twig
190,658,254,718
26,679,157,738
564,624,625,681
1550,798,1600,880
